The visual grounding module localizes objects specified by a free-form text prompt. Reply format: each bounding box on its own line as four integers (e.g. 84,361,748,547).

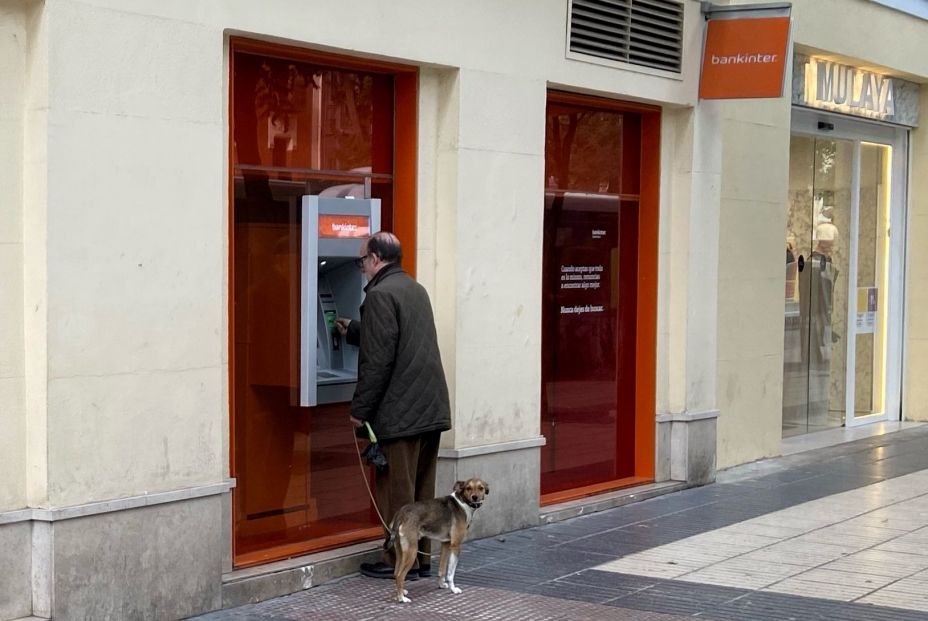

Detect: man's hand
349,415,364,428
335,318,351,336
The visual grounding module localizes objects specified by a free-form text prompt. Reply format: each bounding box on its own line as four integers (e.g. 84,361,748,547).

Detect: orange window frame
541,91,659,505
227,37,418,566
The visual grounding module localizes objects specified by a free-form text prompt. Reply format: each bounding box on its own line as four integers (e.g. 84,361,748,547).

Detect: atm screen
319,215,370,238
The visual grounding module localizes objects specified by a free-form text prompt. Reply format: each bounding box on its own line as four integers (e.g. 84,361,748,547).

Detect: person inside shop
814,205,839,259
335,231,451,580
802,205,839,365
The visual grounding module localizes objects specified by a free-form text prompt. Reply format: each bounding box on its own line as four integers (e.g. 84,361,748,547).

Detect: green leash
364,421,378,443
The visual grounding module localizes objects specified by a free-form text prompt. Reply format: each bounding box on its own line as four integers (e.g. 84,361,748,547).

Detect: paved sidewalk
194,426,928,620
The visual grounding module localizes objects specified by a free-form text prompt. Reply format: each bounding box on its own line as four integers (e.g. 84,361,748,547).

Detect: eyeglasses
354,254,371,269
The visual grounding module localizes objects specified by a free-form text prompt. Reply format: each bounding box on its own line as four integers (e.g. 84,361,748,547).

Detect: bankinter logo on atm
319,215,370,238
699,16,791,100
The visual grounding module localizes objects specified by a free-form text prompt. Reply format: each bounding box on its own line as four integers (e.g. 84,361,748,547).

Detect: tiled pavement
193,425,928,620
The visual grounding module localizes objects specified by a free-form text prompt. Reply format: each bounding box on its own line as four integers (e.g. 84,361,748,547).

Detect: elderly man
336,231,451,580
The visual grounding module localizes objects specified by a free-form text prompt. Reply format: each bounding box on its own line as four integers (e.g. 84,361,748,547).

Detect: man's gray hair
367,231,403,265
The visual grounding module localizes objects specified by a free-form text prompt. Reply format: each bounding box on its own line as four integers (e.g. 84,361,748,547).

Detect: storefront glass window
233,52,394,175
230,48,397,566
541,99,641,498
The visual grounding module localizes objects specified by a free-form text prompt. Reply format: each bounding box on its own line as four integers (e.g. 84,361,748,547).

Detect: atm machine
300,195,381,407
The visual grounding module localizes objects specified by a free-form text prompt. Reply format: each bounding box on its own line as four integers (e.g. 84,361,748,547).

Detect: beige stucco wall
35,0,226,507
219,0,702,449
433,69,548,448
11,0,707,507
656,103,723,421
407,66,549,449
0,0,27,512
716,98,791,469
904,87,928,421
792,0,928,80
21,0,926,500
716,0,928,468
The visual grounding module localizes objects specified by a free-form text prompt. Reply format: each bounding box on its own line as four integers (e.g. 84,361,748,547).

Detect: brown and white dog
384,478,489,603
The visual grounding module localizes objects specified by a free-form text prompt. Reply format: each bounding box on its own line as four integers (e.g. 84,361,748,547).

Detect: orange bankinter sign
699,16,791,100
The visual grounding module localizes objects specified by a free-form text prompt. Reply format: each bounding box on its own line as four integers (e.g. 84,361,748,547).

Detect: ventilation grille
569,0,684,73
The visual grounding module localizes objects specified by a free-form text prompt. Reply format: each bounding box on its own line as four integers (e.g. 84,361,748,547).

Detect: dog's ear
453,480,466,494
483,481,490,495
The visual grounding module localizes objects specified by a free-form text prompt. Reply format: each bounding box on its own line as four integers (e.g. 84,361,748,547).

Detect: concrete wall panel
0,522,31,621
437,447,540,539
51,496,222,620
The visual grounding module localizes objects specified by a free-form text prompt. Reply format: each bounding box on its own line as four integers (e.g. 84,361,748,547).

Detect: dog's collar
451,493,481,516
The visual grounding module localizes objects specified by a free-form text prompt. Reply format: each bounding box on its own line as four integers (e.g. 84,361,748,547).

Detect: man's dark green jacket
345,263,451,441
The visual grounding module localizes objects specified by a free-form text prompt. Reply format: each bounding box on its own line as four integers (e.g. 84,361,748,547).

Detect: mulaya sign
793,54,919,127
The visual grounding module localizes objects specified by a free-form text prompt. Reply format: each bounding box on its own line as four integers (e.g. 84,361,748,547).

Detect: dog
384,477,489,603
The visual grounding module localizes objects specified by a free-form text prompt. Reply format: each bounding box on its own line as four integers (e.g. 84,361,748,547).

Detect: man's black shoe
359,562,421,580
359,561,393,579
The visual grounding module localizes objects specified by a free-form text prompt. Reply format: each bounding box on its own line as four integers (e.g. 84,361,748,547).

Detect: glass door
783,136,853,437
784,112,907,436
